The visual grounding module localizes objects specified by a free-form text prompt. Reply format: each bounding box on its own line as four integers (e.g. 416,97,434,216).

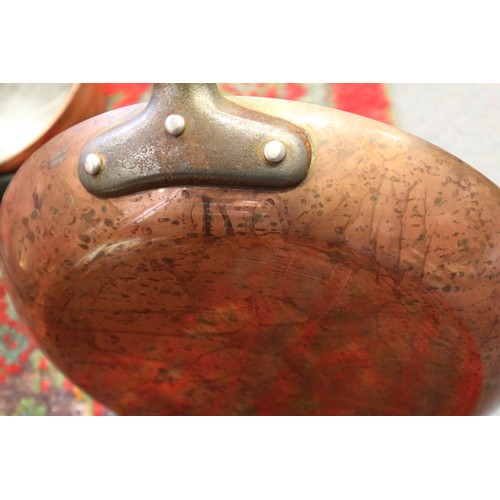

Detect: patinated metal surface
1,96,499,415
78,84,311,197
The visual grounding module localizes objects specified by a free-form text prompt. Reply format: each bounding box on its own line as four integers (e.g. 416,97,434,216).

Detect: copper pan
0,84,498,415
0,83,105,174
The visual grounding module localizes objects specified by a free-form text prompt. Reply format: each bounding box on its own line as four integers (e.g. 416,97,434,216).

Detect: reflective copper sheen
0,95,498,415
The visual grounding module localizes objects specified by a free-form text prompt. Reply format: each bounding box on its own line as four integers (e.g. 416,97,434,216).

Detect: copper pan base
0,97,498,415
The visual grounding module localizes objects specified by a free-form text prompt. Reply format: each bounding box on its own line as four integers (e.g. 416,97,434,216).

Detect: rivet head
264,140,286,163
84,153,103,175
165,114,186,136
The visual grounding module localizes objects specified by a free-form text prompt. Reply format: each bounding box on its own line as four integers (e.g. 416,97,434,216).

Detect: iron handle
78,83,312,197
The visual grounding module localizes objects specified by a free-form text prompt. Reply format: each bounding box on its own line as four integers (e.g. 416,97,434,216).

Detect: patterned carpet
0,83,392,415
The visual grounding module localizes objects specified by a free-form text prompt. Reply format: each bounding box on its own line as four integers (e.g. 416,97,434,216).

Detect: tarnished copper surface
0,96,499,415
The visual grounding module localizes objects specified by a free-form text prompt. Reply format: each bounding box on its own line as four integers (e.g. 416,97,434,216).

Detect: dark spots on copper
40,147,67,170
2,97,498,417
26,231,35,243
81,208,100,227
33,192,43,210
80,207,94,220
64,195,74,208
201,195,213,236
78,234,91,244
217,203,235,236
104,218,114,228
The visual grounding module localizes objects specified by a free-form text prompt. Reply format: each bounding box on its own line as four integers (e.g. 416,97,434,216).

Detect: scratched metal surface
1,97,498,415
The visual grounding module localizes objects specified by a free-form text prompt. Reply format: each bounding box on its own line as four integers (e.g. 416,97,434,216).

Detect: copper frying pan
0,84,498,415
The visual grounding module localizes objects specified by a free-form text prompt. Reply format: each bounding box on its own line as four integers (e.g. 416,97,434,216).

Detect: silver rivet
164,114,186,136
264,140,286,163
84,153,103,175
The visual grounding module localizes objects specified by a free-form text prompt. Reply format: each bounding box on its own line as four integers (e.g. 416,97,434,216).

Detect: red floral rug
0,83,392,415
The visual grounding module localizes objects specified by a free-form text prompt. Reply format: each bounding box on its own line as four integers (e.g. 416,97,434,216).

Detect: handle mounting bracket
78,84,312,197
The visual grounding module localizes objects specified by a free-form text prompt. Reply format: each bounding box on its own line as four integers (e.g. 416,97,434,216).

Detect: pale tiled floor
387,83,500,186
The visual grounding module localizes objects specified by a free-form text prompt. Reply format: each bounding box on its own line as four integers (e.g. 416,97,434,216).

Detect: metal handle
78,83,312,197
